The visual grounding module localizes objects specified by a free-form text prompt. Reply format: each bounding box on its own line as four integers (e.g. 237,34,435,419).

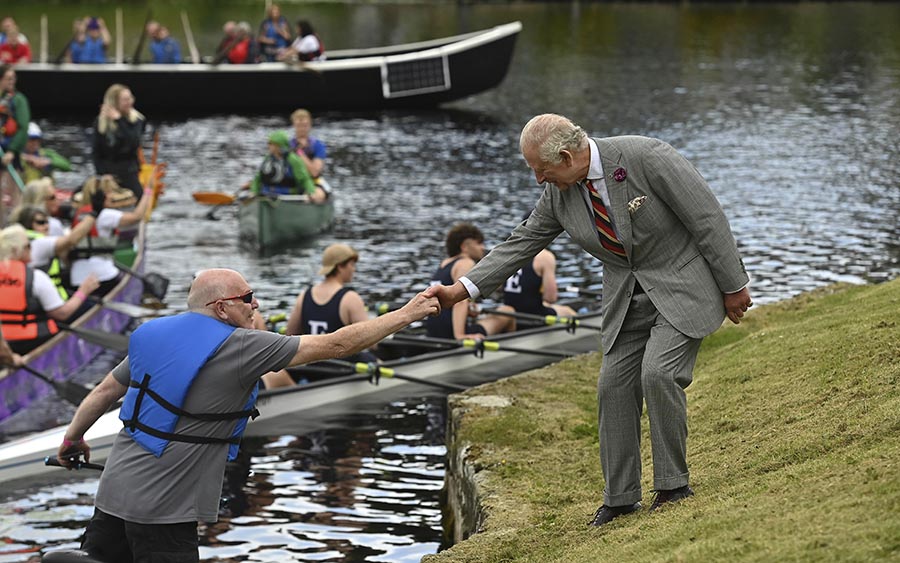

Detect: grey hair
0,224,30,261
186,268,243,311
519,113,587,165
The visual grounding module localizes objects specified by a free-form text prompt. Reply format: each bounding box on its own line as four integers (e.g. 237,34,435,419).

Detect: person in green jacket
0,64,29,163
246,130,326,203
20,123,72,183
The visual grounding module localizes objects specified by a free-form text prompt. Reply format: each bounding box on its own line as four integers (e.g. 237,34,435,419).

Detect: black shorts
81,508,198,563
464,323,487,336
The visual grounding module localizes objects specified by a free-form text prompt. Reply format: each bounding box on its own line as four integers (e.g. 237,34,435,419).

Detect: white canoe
0,312,601,484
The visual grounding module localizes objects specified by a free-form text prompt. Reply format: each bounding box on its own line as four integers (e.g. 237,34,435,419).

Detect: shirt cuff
725,284,748,294
459,276,480,299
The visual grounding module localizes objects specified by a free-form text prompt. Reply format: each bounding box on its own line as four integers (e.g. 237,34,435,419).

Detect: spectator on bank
279,20,325,62
0,17,28,46
146,21,182,64
226,22,257,65
0,25,31,64
69,17,110,64
257,4,292,62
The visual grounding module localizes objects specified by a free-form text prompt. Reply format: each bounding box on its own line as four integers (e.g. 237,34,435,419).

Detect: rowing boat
238,193,335,248
0,160,166,427
0,310,601,484
17,22,522,114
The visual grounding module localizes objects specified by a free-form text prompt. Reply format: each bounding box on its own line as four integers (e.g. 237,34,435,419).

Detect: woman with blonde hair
11,177,65,235
0,224,99,354
92,84,146,199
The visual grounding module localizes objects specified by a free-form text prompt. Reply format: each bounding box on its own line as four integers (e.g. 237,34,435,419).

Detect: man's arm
57,370,128,466
289,291,438,365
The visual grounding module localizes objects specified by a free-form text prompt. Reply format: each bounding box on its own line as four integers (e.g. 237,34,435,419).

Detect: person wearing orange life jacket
0,224,100,354
69,175,152,297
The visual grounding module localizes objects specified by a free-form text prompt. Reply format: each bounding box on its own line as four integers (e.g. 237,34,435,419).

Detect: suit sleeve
640,139,748,293
466,186,565,296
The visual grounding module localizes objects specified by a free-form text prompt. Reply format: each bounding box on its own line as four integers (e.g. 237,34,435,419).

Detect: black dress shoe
588,502,641,527
649,485,694,511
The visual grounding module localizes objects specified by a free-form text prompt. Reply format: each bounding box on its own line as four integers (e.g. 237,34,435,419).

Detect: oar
113,262,169,301
482,308,601,333
88,296,161,318
320,360,467,393
565,285,603,298
6,363,92,405
0,145,25,192
192,191,238,205
44,456,105,472
131,9,153,64
391,334,573,359
56,322,129,351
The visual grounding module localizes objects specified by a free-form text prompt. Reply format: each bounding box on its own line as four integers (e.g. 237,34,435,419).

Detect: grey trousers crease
598,292,702,506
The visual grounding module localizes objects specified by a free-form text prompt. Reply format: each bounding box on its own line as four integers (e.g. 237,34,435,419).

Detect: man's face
215,286,258,329
461,238,486,261
522,143,579,191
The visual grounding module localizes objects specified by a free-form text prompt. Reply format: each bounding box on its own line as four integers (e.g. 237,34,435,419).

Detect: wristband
62,437,84,448
74,290,87,301
143,189,153,196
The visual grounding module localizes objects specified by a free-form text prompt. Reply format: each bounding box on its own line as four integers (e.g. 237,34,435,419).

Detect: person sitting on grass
244,131,326,203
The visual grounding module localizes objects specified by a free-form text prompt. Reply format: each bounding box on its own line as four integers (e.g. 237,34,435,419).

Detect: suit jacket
466,135,748,354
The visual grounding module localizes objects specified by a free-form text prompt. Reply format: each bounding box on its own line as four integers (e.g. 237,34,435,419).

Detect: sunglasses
205,290,254,307
33,218,49,225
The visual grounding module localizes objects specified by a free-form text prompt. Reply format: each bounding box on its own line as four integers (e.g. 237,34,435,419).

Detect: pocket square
627,196,648,215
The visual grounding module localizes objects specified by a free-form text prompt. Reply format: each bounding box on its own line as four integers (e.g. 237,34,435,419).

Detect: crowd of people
0,7,324,67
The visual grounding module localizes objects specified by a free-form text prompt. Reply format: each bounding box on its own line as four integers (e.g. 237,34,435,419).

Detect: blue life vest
119,312,258,460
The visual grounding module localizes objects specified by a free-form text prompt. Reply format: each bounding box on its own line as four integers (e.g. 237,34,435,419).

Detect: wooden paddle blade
192,192,236,205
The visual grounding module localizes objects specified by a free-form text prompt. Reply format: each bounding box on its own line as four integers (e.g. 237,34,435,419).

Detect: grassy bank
424,280,900,562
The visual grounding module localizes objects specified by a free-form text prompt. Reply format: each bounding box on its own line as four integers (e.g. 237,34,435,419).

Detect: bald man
56,268,438,563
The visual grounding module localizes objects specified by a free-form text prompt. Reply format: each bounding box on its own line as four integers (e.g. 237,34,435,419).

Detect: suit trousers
598,292,702,506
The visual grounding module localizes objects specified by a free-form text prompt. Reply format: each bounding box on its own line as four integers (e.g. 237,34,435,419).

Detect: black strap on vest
124,374,260,446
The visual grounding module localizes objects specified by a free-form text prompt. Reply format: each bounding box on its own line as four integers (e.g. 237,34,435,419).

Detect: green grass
425,280,900,563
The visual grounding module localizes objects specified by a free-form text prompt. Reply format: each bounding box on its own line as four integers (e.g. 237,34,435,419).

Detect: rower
424,223,515,340
244,130,326,203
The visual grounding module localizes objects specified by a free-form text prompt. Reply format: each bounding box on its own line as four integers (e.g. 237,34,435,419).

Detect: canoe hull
238,196,335,248
15,23,522,114
0,314,601,484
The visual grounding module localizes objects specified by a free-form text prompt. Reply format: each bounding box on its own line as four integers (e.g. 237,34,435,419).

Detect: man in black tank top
503,248,577,320
424,223,515,340
285,244,377,362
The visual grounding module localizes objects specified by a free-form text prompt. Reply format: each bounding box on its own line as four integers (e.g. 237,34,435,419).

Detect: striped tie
586,180,627,258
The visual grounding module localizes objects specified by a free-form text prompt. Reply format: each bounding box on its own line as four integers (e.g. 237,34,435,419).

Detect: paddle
113,262,169,301
44,455,104,472
193,191,238,206
391,334,573,359
0,145,25,192
482,308,601,333
56,322,129,352
564,285,603,298
320,360,468,393
88,296,161,319
6,363,92,405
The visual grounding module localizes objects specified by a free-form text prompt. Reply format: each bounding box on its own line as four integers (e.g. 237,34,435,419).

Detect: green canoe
238,194,335,248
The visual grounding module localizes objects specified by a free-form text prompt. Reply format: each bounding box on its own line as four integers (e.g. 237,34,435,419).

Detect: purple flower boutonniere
613,167,627,182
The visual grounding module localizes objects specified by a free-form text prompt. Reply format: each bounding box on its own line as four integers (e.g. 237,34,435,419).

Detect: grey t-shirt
95,328,299,524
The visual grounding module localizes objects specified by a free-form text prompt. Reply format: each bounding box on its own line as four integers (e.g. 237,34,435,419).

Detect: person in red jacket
0,25,31,64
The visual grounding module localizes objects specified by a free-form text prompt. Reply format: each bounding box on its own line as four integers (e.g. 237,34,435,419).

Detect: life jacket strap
129,374,260,421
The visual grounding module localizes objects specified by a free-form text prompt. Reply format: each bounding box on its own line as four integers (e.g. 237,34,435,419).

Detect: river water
2,2,899,562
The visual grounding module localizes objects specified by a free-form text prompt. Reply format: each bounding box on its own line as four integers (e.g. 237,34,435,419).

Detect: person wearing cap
69,16,109,64
245,131,325,203
282,243,377,373
20,123,72,184
68,175,153,297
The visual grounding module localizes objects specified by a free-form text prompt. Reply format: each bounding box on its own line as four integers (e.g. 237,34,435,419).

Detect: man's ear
559,150,573,166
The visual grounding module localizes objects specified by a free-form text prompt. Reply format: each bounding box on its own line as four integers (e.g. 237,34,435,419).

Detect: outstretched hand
400,291,441,319
423,282,469,312
724,287,753,324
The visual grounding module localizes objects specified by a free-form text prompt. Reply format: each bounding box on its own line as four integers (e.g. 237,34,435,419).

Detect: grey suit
465,135,748,504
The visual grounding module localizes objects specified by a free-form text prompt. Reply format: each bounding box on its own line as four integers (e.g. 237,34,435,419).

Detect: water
2,2,900,561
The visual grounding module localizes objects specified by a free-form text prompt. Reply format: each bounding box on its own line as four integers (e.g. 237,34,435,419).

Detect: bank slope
426,279,900,563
